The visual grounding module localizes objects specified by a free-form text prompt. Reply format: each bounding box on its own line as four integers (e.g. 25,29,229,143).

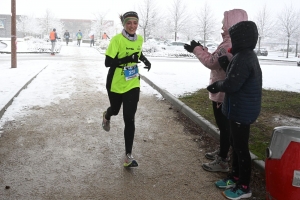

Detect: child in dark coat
207,21,262,199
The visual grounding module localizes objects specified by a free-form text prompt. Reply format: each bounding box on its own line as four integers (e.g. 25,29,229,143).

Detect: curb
0,65,48,120
140,74,265,173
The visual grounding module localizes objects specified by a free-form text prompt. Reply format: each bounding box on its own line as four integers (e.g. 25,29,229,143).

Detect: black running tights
105,88,140,154
212,101,230,159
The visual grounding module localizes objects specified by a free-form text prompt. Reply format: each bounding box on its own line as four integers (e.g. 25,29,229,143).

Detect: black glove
140,53,151,71
207,81,223,93
142,59,151,71
218,56,230,72
191,40,202,47
116,52,140,65
184,40,201,53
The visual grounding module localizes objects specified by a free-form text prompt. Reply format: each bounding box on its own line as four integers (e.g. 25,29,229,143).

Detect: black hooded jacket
219,21,262,124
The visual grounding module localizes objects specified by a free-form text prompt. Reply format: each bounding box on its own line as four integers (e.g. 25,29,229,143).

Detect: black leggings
229,120,251,186
105,88,140,154
212,101,230,159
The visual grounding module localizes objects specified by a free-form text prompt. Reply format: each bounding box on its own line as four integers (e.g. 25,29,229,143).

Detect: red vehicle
265,126,300,200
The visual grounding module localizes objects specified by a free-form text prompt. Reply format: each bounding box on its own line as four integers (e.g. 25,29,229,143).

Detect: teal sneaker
215,177,236,189
222,185,252,200
124,153,138,168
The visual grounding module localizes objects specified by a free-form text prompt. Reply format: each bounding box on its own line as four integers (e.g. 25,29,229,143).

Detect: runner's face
125,19,138,35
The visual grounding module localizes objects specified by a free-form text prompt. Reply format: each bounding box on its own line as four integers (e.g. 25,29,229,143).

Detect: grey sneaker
202,156,230,172
205,148,230,162
102,111,110,132
124,153,138,168
205,149,220,160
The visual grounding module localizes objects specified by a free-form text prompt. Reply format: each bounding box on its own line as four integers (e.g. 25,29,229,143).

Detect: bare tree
294,31,300,56
154,17,173,41
91,11,113,39
254,4,275,50
39,9,64,38
41,9,53,35
17,14,47,38
194,2,217,46
277,4,300,58
16,15,29,37
168,0,189,41
137,0,160,42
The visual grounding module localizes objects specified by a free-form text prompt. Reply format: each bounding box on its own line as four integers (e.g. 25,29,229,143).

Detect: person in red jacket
49,28,58,55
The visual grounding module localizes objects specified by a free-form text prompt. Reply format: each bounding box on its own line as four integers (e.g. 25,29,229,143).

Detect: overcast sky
1,0,300,25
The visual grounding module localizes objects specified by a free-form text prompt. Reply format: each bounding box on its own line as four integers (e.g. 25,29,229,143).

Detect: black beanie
229,21,258,55
121,11,139,26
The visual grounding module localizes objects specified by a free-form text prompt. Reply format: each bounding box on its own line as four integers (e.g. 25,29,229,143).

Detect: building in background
0,14,23,38
0,14,114,40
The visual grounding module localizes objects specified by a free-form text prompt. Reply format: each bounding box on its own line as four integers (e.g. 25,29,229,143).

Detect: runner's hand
128,52,139,63
117,52,140,64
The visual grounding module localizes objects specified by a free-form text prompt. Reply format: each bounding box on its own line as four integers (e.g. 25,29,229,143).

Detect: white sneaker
202,156,229,172
205,148,230,162
124,153,138,168
205,149,220,160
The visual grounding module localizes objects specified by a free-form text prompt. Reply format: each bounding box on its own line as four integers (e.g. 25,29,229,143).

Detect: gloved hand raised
218,56,230,72
184,40,202,53
207,80,223,93
191,40,202,48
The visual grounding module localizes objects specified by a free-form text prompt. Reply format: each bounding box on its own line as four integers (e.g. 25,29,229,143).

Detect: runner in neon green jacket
102,11,151,168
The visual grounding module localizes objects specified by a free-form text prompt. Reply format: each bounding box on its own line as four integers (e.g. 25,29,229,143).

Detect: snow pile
0,38,62,53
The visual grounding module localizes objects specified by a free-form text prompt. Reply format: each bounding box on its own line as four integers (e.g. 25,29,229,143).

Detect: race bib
124,65,139,81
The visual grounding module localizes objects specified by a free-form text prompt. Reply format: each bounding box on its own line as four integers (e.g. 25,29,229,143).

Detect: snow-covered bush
26,38,61,53
95,39,110,49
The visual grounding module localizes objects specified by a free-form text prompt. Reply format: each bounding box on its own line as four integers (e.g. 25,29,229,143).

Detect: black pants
229,120,251,186
105,88,140,154
90,39,94,46
212,101,230,159
77,39,81,46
